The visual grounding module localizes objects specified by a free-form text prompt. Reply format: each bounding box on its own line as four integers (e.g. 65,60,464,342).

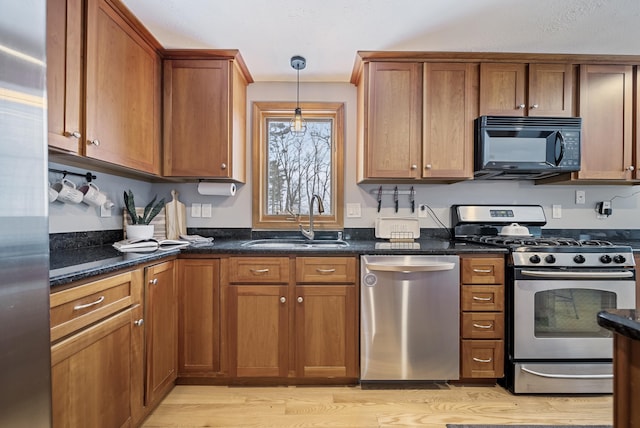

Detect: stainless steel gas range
453,204,636,394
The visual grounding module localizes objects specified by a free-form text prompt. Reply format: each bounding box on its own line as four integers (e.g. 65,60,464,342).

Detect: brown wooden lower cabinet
459,255,505,380
50,268,145,428
223,256,359,382
144,260,177,406
51,308,134,428
178,259,221,377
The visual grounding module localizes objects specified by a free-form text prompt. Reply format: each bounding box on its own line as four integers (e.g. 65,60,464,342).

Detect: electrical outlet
418,204,428,218
552,204,562,219
575,190,586,205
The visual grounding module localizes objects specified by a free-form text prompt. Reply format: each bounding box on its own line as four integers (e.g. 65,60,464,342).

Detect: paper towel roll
197,182,237,196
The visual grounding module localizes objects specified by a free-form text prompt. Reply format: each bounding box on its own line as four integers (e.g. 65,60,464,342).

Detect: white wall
49,82,640,233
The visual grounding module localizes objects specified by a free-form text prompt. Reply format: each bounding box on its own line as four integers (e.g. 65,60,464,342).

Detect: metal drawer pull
134,319,144,327
316,268,336,274
297,297,303,303
280,297,286,303
521,366,613,379
473,296,493,301
473,323,493,329
250,268,270,274
472,268,492,273
73,296,105,310
472,357,493,363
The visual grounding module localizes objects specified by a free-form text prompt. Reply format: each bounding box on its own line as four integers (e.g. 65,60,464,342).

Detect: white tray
375,217,420,240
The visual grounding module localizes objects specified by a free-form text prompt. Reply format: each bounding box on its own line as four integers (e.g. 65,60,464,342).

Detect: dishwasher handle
365,262,455,273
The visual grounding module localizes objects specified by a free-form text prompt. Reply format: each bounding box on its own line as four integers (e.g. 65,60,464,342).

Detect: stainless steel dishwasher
360,255,460,383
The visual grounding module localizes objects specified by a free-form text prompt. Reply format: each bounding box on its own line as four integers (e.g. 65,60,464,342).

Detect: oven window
534,288,616,338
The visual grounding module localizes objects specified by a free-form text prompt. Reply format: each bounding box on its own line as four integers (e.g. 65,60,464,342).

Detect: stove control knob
613,255,627,264
573,255,586,264
600,255,612,264
529,255,541,264
544,255,556,264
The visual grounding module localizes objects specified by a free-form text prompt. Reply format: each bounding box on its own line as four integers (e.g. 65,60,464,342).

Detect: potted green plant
123,190,165,240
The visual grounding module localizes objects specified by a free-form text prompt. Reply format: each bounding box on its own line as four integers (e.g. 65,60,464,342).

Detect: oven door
513,269,635,360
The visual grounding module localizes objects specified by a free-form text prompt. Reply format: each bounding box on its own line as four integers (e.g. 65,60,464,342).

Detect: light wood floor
141,384,613,427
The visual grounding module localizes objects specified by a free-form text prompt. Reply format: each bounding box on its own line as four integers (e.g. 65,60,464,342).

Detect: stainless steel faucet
300,194,324,240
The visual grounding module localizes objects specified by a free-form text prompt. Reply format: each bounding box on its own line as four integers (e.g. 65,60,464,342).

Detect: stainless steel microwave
474,116,581,180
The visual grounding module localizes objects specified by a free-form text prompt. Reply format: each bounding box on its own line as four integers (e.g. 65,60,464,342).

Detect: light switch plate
191,203,202,218
346,203,361,218
552,204,562,219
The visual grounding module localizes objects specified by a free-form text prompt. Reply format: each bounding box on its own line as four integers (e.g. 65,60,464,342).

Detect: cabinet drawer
228,257,290,284
50,270,142,342
461,339,504,378
461,285,504,311
296,257,356,284
461,257,504,284
461,312,504,339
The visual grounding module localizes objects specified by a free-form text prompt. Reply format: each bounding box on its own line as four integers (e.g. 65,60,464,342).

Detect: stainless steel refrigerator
0,0,52,426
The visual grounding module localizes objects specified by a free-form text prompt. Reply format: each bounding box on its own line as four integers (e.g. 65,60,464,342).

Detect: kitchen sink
241,239,349,249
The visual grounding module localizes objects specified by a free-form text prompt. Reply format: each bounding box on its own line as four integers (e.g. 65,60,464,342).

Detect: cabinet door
51,308,133,428
363,62,422,179
46,0,83,152
163,59,238,178
423,62,477,179
145,261,177,406
295,285,358,378
178,259,220,376
528,63,573,117
578,64,634,180
85,0,160,174
479,63,527,116
227,285,289,377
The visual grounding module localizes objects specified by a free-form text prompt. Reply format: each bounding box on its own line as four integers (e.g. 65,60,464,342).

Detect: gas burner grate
463,235,614,248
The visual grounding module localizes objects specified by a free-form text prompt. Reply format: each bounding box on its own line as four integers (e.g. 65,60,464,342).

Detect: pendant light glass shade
290,56,306,135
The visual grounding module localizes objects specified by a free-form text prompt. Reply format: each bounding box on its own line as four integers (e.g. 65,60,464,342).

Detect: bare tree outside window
266,119,333,216
252,102,344,230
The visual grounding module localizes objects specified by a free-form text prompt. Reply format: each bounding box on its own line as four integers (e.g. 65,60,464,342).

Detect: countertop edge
597,310,640,341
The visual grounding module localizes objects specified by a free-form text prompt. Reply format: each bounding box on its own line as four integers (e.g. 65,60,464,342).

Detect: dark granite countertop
49,246,181,288
49,238,506,287
597,309,640,341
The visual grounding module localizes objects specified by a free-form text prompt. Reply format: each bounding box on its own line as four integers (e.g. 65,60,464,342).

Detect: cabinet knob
530,104,539,109
627,165,635,171
280,296,286,303
220,163,227,170
517,104,525,109
410,164,417,170
149,278,158,285
425,164,432,169
297,296,303,303
88,139,100,146
66,131,81,139
134,319,144,327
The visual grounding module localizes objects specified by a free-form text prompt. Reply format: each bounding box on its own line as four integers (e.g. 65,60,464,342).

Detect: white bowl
500,223,530,236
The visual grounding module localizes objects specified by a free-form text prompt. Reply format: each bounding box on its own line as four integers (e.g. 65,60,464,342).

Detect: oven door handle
520,269,634,279
520,366,613,380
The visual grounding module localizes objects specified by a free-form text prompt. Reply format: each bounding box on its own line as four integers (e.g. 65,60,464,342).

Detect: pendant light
290,55,307,135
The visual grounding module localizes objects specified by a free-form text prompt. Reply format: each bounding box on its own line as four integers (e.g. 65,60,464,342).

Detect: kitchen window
252,102,344,230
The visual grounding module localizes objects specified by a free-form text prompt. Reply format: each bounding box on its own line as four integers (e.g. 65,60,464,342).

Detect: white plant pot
127,224,154,240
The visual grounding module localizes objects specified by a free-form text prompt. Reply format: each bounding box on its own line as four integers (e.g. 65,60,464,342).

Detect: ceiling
121,0,640,83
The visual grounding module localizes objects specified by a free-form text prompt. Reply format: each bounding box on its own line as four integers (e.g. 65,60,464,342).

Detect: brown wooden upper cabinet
84,0,161,175
576,64,636,181
479,63,574,117
46,0,83,153
162,53,252,181
356,61,476,182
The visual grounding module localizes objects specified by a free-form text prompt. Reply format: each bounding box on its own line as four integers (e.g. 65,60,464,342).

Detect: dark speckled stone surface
49,231,506,288
597,310,640,341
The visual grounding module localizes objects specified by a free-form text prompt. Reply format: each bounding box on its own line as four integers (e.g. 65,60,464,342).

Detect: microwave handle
554,131,565,165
